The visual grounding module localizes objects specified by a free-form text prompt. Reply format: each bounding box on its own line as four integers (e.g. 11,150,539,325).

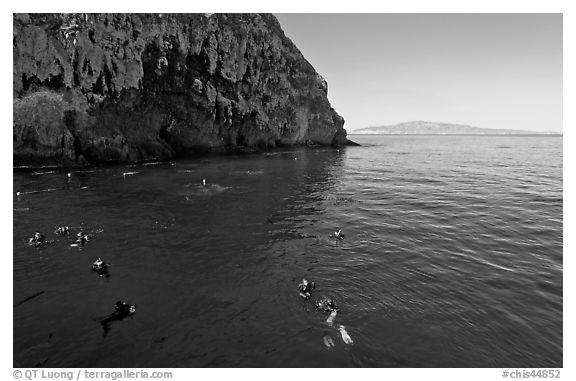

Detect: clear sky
275,14,563,132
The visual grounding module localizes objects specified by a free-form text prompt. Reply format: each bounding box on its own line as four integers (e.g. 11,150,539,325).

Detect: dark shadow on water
13,147,350,367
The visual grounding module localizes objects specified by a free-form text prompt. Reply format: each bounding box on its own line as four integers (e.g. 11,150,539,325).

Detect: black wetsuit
316,298,339,313
29,233,45,246
100,301,135,336
55,227,69,235
298,281,315,298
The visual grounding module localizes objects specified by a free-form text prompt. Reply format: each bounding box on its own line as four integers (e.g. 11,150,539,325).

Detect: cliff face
13,13,348,166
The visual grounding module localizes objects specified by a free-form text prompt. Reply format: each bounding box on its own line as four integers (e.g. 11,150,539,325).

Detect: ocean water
13,135,562,367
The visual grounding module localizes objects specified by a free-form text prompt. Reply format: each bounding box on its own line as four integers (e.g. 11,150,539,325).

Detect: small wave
15,188,58,196
121,171,140,177
232,170,264,175
324,194,362,205
528,195,563,204
31,170,57,176
182,184,230,198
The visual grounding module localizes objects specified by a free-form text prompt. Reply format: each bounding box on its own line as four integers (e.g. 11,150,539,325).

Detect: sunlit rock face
13,13,348,166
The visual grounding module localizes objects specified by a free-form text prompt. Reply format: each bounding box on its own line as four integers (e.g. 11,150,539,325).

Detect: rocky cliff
13,13,349,166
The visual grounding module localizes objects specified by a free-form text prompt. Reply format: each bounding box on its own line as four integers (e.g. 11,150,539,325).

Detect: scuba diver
329,229,345,240
315,297,339,313
315,296,353,345
92,257,111,277
100,301,136,336
112,301,136,317
298,278,316,299
28,232,45,246
76,231,91,244
316,297,340,326
28,232,54,247
54,226,70,235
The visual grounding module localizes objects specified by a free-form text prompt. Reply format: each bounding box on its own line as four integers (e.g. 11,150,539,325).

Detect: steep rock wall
13,13,349,166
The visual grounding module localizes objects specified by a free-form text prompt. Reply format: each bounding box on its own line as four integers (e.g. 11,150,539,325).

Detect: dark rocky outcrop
13,13,350,166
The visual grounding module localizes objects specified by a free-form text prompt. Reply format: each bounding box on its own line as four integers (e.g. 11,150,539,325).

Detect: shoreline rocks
13,13,353,167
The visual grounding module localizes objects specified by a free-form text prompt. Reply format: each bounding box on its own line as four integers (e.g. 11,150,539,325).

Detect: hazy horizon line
348,120,562,134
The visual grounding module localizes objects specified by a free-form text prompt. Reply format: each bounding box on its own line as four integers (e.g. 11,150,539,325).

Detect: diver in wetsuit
28,232,45,247
92,257,111,277
92,257,110,270
298,279,316,299
100,301,136,336
316,296,340,326
112,301,136,317
54,226,70,235
316,297,339,313
76,232,91,244
330,229,344,240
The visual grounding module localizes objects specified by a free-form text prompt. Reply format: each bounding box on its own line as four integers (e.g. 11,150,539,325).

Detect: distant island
352,121,559,135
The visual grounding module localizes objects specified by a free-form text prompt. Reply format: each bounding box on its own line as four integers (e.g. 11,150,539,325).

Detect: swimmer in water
92,257,111,277
330,229,344,240
298,278,316,299
100,301,136,336
316,297,339,326
203,179,206,186
28,232,46,247
54,226,70,235
316,297,339,313
108,301,135,320
92,257,110,270
76,232,91,244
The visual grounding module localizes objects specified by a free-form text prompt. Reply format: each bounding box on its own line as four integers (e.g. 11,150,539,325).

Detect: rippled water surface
13,135,562,367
